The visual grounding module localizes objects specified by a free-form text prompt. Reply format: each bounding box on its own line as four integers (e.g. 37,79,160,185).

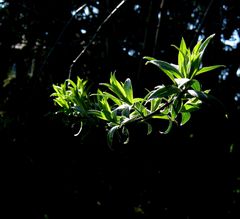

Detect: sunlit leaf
190,79,201,91
180,112,191,126
178,37,187,76
182,104,200,112
192,39,202,55
195,65,225,76
199,33,215,54
144,59,182,82
175,78,190,89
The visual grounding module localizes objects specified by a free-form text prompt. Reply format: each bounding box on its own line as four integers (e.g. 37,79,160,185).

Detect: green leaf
175,78,191,89
192,39,202,55
195,65,225,76
149,98,162,111
187,89,209,100
148,85,180,100
181,104,200,112
180,112,191,126
190,79,201,91
88,109,107,120
101,91,122,106
121,126,130,144
107,125,119,147
101,73,127,102
159,120,173,134
178,37,187,76
110,73,126,98
199,33,215,54
147,123,152,135
123,78,133,104
190,53,201,77
170,98,182,119
143,56,156,61
145,60,182,82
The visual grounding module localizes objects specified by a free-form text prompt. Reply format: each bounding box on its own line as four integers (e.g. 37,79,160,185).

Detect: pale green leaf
123,78,133,104
195,65,225,76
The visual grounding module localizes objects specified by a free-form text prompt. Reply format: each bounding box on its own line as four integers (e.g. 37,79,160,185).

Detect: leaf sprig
51,34,224,147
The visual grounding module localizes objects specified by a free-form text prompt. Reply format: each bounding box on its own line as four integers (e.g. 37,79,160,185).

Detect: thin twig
39,4,86,74
68,0,128,79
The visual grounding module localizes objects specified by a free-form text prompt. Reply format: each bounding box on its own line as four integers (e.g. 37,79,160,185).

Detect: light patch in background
234,93,240,102
0,0,8,8
221,29,240,51
133,4,141,13
236,67,240,77
219,68,229,81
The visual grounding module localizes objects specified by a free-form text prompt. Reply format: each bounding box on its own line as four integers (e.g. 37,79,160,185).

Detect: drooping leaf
143,122,153,135
121,126,130,144
181,103,200,112
144,58,182,82
175,78,191,89
148,85,180,100
180,112,191,126
159,120,173,134
107,125,119,147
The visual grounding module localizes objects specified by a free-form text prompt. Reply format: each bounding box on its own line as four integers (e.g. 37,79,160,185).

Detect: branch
68,0,128,79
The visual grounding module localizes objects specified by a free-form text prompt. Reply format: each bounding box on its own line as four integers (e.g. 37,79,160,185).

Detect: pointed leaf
102,92,122,106
145,60,182,82
199,33,215,54
143,56,156,61
190,79,201,91
107,126,119,147
192,39,202,55
179,37,187,75
124,78,133,104
148,85,180,100
180,112,191,126
121,126,130,144
159,120,173,134
195,65,225,76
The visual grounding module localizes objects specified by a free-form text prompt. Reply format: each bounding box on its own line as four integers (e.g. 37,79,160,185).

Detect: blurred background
1,0,239,218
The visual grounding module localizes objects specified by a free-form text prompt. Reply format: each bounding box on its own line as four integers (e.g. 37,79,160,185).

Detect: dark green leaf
148,85,180,99
107,126,119,147
159,120,173,134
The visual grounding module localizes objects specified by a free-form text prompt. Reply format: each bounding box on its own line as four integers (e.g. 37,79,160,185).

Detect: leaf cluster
51,34,224,147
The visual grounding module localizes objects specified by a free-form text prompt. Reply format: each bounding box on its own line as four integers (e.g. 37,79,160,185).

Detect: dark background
1,0,239,218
